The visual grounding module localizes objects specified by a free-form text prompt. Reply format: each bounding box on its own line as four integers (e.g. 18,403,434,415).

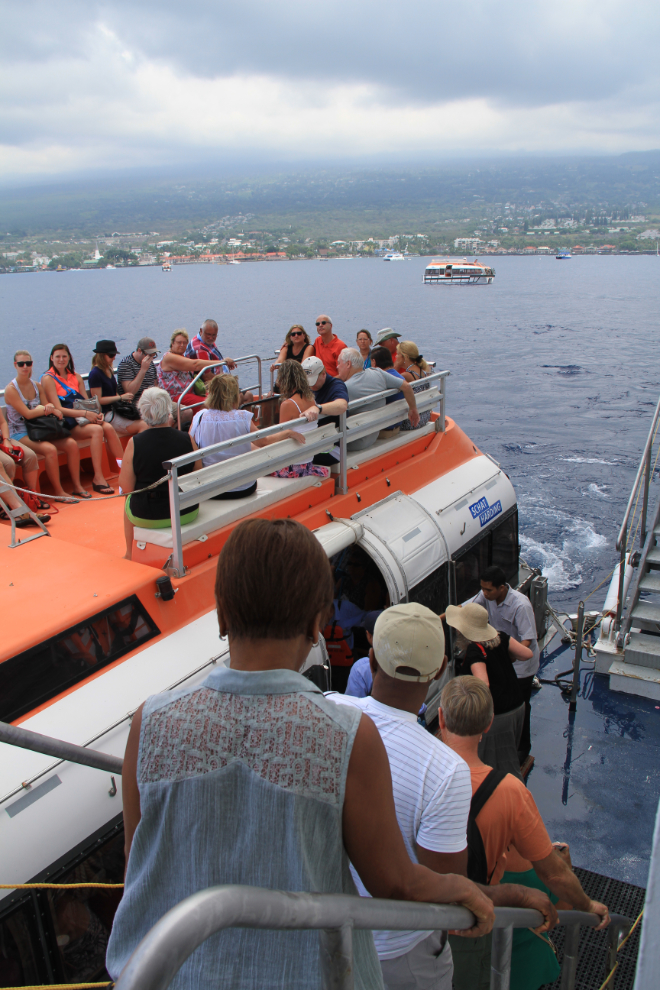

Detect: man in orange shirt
439,677,609,990
312,314,347,376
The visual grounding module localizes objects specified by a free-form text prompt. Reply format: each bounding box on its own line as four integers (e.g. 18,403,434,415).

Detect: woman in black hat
88,341,148,437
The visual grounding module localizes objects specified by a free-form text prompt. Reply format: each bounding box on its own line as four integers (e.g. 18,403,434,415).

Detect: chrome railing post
569,601,584,712
615,530,627,634
177,368,212,430
440,375,446,432
338,412,348,495
641,446,651,546
319,924,354,990
559,923,581,990
490,925,513,990
168,462,185,578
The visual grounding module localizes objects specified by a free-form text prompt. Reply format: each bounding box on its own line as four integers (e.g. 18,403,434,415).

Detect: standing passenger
106,519,495,989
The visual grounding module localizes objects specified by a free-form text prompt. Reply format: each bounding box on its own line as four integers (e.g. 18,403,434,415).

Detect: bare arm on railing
344,715,494,937
248,419,306,448
160,351,224,375
532,848,610,929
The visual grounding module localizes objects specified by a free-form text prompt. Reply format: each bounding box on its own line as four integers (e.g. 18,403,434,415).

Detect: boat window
454,508,519,602
331,546,390,614
408,562,449,615
0,596,160,723
0,894,50,986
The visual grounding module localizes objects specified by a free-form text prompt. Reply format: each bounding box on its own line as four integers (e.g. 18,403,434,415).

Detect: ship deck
528,639,660,889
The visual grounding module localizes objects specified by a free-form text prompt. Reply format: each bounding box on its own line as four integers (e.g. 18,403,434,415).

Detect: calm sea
2,255,659,612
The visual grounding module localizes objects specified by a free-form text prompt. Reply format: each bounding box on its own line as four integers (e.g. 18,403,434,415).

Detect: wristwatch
317,404,323,416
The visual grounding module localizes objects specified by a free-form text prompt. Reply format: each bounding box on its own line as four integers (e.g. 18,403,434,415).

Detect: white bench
330,419,438,473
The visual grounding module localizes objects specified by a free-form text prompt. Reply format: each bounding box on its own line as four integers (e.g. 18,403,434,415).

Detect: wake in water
518,497,608,593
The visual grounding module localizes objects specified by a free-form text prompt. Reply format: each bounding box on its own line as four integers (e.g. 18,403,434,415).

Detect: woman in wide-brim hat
88,340,148,437
445,602,532,779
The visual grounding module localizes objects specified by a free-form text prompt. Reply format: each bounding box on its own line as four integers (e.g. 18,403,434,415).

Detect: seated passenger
370,346,406,437
439,677,609,990
190,373,305,501
336,348,419,451
302,356,348,469
185,319,253,404
270,360,330,479
5,349,89,499
311,314,347,376
158,329,228,421
88,340,147,436
270,325,314,376
445,603,531,780
0,404,49,514
356,329,373,369
394,341,432,432
331,607,557,990
41,343,124,495
106,518,495,989
116,337,159,402
118,388,201,560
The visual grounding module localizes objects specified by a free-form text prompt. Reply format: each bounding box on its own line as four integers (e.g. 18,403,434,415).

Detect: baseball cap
375,328,401,345
373,603,445,682
302,356,325,386
362,610,383,636
137,336,159,355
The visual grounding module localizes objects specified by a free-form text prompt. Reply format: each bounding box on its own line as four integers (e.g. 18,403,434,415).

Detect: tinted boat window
0,596,159,722
409,562,449,615
0,895,51,986
454,508,519,602
491,509,519,584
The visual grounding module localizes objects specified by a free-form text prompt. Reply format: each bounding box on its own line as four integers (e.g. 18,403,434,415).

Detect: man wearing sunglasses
311,315,346,377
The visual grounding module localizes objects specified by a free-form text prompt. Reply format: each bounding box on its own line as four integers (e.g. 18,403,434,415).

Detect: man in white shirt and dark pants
330,603,555,989
469,565,540,765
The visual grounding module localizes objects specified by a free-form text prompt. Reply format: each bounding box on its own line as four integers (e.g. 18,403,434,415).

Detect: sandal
92,483,115,495
71,490,92,499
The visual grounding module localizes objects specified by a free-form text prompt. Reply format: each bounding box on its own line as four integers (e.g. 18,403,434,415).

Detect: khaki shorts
0,442,38,477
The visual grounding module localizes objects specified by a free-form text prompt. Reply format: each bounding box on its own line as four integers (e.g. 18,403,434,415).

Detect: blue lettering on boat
469,497,502,527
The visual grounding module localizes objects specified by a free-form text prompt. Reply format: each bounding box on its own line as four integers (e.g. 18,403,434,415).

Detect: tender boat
383,252,406,261
556,251,572,260
161,262,172,271
423,258,495,284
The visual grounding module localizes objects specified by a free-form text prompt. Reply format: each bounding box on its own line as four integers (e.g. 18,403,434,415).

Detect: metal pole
640,448,651,547
490,925,513,990
569,602,584,713
168,463,185,578
615,536,627,633
319,925,354,990
0,720,123,775
440,376,446,432
338,412,348,495
560,923,581,990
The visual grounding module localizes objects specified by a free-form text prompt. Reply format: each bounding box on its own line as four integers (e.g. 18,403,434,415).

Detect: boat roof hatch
351,492,449,603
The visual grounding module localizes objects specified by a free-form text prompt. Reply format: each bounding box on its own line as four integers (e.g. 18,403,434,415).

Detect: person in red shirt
311,314,346,376
439,676,609,990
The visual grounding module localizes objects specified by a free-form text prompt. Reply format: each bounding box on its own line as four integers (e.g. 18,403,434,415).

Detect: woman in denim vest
107,519,493,989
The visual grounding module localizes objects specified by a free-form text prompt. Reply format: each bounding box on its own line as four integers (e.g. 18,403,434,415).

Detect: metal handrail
175,353,264,428
0,720,123,775
614,391,660,632
114,884,629,990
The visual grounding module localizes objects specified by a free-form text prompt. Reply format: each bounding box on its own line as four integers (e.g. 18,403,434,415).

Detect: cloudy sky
2,0,659,183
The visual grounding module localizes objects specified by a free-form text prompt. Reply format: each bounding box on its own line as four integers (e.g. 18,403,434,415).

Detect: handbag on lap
25,415,70,442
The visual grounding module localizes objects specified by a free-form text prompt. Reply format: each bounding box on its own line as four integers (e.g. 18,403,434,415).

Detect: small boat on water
556,251,572,260
161,262,172,272
383,252,406,261
423,258,494,284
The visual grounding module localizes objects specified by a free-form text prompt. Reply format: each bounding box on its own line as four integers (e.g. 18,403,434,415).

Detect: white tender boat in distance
383,252,406,261
423,258,495,284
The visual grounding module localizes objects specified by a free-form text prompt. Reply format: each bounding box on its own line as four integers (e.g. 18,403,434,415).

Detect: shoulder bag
25,415,71,443
111,399,141,421
46,371,99,426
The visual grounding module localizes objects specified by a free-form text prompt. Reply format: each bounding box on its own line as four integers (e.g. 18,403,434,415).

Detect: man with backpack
329,604,557,990
439,676,610,990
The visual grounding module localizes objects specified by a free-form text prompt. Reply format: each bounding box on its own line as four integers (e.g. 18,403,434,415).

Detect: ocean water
2,255,659,612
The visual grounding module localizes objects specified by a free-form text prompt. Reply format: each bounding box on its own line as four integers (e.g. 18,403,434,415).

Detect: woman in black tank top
118,387,201,559
271,326,314,392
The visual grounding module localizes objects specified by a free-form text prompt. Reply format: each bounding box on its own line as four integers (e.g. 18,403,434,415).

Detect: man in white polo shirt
330,604,556,990
469,565,539,764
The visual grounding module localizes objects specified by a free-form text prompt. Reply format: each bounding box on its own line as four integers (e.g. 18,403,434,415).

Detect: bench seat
330,419,438,473
133,475,323,549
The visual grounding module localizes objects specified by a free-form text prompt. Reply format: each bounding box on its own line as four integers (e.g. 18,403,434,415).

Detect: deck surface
528,642,660,888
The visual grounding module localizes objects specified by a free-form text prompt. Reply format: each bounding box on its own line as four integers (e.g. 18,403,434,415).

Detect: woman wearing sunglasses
88,340,148,436
41,343,125,495
270,325,314,373
4,350,88,499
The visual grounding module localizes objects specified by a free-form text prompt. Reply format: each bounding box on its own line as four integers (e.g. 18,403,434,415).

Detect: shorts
125,494,199,528
0,442,38,476
104,410,139,434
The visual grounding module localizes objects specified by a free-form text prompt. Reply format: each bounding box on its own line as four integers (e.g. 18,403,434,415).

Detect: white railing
162,371,448,576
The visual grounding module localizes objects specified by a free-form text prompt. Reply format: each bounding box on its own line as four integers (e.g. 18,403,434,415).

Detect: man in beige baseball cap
331,603,556,989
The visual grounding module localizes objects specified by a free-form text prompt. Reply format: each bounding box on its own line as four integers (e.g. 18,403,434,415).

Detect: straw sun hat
445,603,498,643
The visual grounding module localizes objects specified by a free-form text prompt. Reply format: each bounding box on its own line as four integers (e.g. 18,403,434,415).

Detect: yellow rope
2,984,111,989
0,882,124,889
594,907,644,990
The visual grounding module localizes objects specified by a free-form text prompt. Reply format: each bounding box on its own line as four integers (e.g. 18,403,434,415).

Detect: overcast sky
2,0,659,182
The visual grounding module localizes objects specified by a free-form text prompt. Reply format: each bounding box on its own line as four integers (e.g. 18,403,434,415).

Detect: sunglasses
16,360,33,368
316,320,329,326
290,331,304,337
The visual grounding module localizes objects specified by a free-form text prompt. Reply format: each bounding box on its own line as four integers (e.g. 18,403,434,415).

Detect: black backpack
466,769,508,884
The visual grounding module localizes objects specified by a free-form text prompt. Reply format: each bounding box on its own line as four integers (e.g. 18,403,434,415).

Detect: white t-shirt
328,693,471,960
190,408,255,491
